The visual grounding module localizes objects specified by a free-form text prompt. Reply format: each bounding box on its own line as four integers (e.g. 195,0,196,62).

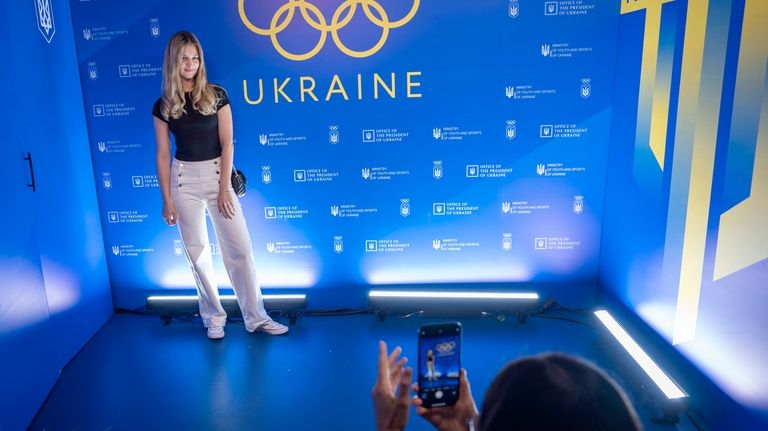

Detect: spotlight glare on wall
594,309,687,400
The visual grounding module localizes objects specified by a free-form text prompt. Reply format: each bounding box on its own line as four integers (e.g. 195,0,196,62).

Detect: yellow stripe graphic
714,0,768,279
635,1,675,169
670,0,730,344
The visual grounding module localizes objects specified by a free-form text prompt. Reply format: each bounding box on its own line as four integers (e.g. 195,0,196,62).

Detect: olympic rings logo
238,0,420,61
435,341,455,354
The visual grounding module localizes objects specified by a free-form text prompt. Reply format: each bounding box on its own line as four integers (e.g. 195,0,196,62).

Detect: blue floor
30,310,692,430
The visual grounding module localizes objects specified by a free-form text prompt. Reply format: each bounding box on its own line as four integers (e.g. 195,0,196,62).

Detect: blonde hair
160,31,220,120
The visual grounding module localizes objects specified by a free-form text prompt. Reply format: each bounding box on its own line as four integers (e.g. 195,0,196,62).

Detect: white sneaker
207,326,225,340
253,320,289,335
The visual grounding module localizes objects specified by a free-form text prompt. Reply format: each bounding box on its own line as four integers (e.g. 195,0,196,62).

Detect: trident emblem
173,240,184,256
573,196,584,214
502,233,512,251
262,166,272,184
334,236,343,253
580,78,591,98
329,125,339,144
506,120,517,140
400,199,410,217
508,0,520,18
432,161,443,179
150,18,160,38
36,0,56,43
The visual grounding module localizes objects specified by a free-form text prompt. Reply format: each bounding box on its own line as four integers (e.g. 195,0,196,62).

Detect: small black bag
231,167,246,197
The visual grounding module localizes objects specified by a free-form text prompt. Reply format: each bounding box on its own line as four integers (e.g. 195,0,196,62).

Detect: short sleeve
215,86,230,109
152,98,168,123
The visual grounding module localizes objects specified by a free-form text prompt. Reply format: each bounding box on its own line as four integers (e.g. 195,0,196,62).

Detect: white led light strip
594,310,686,400
147,294,306,301
368,290,539,300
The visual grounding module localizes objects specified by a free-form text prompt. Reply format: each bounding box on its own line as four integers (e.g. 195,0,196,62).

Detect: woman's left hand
217,190,236,219
372,341,412,431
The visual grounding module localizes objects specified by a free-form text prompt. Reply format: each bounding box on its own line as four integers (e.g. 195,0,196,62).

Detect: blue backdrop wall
601,0,768,427
67,0,618,309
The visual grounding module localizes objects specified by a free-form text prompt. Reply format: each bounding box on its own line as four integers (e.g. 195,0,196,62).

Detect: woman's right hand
162,201,177,226
412,369,479,431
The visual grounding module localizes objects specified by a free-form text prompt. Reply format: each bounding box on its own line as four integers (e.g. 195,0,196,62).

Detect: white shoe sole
247,324,289,335
207,329,225,340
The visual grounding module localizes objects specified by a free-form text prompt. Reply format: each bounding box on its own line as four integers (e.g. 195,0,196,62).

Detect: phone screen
418,323,461,407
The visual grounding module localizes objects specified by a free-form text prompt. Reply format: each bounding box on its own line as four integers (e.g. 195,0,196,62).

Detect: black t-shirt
152,85,230,161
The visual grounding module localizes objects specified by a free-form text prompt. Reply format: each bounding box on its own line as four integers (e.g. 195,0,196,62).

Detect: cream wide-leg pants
171,157,269,331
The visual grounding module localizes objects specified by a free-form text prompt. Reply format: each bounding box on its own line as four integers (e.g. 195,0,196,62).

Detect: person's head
478,353,642,431
160,31,217,119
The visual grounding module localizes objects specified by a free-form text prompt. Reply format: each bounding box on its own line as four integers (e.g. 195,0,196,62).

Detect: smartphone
417,322,462,408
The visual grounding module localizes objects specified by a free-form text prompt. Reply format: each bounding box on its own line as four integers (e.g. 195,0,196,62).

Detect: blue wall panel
1,0,113,429
29,0,113,370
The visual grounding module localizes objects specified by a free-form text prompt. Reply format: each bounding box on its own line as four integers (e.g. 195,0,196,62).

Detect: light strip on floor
594,309,687,400
368,290,539,300
147,294,306,301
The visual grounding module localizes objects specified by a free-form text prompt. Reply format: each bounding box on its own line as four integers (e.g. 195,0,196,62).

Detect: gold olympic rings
435,341,456,354
238,0,420,61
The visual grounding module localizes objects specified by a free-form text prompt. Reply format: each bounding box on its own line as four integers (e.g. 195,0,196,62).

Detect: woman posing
153,31,287,339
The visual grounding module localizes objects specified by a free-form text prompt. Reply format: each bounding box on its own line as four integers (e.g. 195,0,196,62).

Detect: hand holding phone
417,322,462,408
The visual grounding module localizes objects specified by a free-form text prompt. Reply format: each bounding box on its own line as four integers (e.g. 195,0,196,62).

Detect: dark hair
479,353,642,431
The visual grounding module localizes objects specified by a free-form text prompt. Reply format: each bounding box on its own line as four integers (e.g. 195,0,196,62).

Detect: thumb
459,368,473,399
